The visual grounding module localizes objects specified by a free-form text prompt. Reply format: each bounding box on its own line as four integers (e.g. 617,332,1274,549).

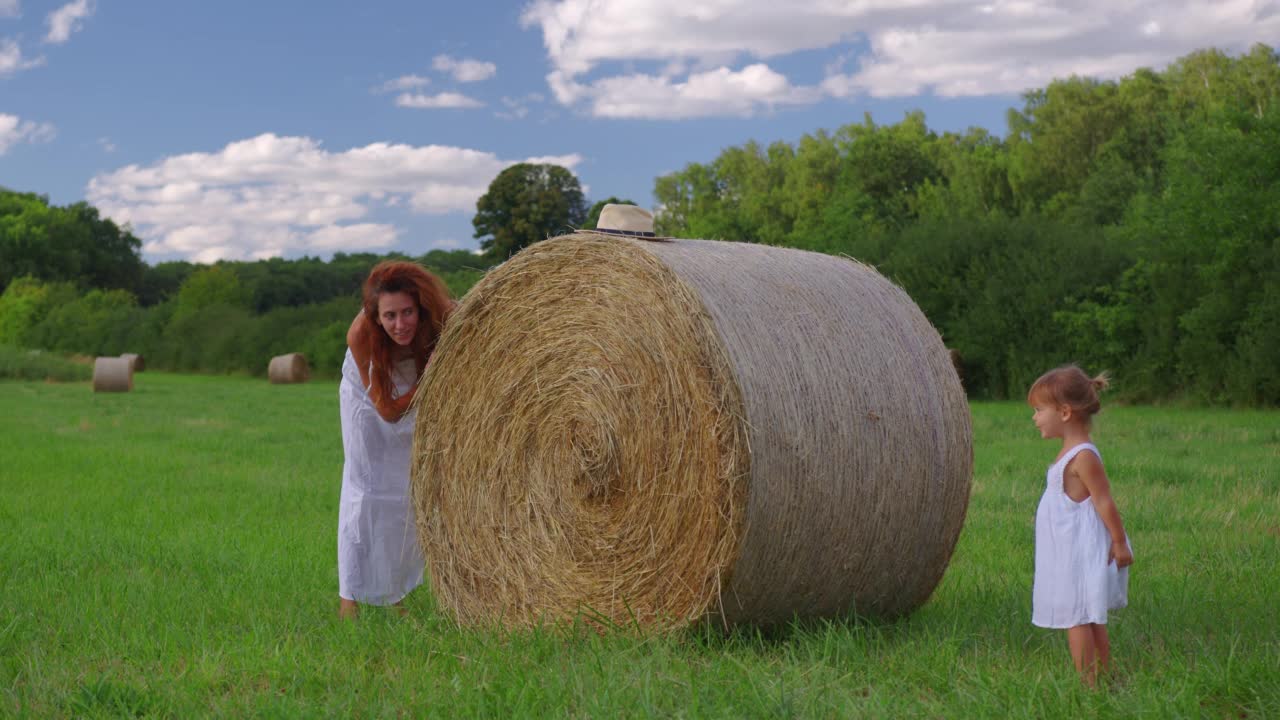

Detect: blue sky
1,1,1275,263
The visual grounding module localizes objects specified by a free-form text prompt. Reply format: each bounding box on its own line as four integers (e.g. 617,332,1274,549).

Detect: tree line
1,45,1276,402
651,45,1279,405
0,235,494,378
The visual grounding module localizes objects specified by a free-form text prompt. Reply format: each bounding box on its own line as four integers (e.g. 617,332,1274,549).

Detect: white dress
337,348,425,605
1032,442,1129,628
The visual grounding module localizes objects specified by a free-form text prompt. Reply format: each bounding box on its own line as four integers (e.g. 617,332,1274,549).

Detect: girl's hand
1110,540,1133,569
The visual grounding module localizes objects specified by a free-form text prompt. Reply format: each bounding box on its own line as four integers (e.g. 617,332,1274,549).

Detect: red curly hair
358,261,453,413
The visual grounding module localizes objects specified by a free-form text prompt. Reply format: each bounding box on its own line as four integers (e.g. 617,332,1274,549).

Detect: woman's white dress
337,348,424,605
1032,442,1129,628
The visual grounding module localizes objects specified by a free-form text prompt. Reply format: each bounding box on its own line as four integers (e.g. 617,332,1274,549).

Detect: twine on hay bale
268,353,310,384
120,353,145,372
411,233,972,630
93,357,133,392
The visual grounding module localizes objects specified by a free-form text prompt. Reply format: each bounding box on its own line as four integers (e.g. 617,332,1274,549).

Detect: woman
338,260,453,618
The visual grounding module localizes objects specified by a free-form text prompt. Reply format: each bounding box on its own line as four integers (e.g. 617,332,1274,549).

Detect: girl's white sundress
1032,442,1129,628
337,348,425,605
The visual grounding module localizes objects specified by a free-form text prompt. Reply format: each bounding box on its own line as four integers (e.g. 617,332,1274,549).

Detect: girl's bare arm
1074,452,1134,568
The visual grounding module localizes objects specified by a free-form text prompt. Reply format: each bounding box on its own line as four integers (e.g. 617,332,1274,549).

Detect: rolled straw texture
120,353,146,372
268,353,310,384
93,357,133,392
411,233,972,630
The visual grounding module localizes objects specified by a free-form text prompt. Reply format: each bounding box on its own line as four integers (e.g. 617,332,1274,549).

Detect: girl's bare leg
1067,624,1098,687
1091,624,1111,677
339,597,359,620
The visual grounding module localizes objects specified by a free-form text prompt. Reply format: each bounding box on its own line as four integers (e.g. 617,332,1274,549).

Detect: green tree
68,202,145,292
653,161,740,239
914,127,1014,222
881,213,1129,398
1006,76,1128,214
27,288,140,355
138,261,197,306
473,164,586,258
173,265,249,323
1119,106,1280,403
0,190,142,293
779,129,841,250
0,277,75,347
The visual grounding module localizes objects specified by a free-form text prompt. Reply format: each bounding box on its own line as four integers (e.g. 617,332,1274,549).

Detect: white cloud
0,113,55,154
0,38,44,76
432,54,497,83
495,93,546,120
522,0,1280,113
86,133,583,262
98,136,116,153
429,237,462,250
589,63,821,118
306,223,400,250
373,74,430,94
497,103,528,120
395,91,484,109
45,0,93,45
0,1,19,19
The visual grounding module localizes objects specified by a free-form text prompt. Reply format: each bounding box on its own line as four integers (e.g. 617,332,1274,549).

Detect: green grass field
1,373,1277,718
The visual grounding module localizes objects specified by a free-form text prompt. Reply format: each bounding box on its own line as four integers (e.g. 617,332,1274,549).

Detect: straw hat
584,204,671,240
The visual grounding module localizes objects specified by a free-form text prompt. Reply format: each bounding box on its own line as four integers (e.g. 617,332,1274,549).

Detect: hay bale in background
120,353,146,372
411,234,972,630
92,357,133,393
268,353,310,384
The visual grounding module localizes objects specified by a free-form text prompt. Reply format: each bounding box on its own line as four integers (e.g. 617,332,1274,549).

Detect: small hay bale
411,234,972,630
268,353,310,384
92,357,133,392
120,353,146,372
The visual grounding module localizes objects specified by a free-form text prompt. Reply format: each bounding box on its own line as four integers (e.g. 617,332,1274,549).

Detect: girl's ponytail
1091,371,1111,394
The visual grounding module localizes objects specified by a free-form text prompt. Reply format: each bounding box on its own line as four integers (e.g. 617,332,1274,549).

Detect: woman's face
376,291,419,346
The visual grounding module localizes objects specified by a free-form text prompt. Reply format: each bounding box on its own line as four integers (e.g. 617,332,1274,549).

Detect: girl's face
376,291,419,346
1030,394,1068,439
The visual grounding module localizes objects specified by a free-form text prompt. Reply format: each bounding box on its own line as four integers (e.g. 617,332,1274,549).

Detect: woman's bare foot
339,598,359,620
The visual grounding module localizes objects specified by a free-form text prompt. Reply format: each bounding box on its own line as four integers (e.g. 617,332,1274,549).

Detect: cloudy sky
1,1,1275,263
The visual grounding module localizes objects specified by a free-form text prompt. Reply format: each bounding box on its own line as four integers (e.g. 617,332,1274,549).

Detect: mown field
1,373,1277,718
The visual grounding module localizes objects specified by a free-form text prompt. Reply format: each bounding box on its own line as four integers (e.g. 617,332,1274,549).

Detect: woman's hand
376,389,416,423
1109,540,1133,569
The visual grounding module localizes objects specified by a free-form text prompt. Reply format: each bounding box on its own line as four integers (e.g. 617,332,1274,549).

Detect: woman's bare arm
347,312,372,389
374,391,416,423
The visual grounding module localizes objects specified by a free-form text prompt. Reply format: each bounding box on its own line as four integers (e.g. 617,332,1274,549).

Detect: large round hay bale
92,357,133,392
411,233,972,630
120,353,145,372
268,353,310,384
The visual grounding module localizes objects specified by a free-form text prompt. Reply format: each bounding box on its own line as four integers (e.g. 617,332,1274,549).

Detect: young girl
1028,365,1133,686
337,261,453,619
